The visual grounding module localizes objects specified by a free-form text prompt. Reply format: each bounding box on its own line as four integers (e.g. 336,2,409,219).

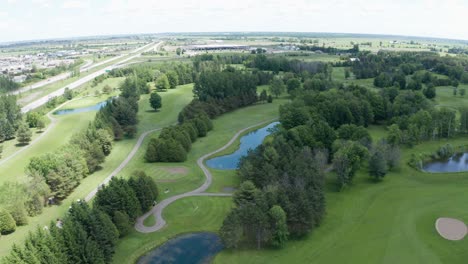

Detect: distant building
350,57,360,62
187,44,249,51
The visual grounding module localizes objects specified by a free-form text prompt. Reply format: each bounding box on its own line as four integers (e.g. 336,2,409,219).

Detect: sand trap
162,167,188,175
435,217,467,241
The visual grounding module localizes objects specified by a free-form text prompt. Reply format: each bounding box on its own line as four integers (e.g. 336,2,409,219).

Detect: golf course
1,34,468,264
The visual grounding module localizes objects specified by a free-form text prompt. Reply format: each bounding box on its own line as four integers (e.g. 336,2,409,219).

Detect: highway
20,41,162,113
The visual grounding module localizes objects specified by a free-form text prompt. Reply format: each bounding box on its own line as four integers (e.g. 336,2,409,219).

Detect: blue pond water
423,153,468,173
206,121,280,170
53,101,108,115
137,233,223,264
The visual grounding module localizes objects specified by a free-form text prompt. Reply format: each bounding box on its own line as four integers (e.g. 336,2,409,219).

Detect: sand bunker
435,217,467,241
162,167,188,175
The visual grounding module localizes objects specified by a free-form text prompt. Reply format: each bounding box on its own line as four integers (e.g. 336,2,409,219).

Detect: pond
206,121,280,170
137,232,223,264
53,101,107,115
423,153,468,173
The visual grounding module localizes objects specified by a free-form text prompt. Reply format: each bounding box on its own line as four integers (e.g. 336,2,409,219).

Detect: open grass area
113,196,232,264
214,135,468,264
143,215,156,227
112,95,287,263
0,83,194,258
435,84,468,111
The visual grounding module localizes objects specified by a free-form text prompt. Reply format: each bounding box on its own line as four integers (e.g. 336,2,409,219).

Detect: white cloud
32,0,51,8
62,0,89,9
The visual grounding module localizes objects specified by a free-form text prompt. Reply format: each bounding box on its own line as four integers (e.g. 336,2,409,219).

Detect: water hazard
53,100,107,115
137,232,223,264
423,153,468,173
206,121,279,170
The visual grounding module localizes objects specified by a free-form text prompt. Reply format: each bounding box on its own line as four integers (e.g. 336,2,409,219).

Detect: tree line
0,75,145,236
0,76,20,93
3,171,158,264
146,66,272,163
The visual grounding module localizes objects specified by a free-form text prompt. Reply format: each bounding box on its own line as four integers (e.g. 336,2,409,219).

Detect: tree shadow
15,142,29,147
146,109,160,113
36,130,44,134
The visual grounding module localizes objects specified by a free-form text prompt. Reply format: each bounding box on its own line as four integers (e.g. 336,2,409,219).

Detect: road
10,54,125,96
134,119,276,233
20,41,162,113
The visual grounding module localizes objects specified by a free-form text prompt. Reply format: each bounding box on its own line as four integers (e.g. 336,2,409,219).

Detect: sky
1,0,467,43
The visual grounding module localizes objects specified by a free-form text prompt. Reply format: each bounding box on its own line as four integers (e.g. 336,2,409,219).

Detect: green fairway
0,83,194,257
214,136,468,264
111,96,287,263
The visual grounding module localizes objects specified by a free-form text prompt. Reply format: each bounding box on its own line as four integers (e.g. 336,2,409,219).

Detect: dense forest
146,66,261,163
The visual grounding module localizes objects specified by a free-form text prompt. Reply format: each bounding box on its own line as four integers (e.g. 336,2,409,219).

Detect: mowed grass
113,196,232,264
214,136,468,264
112,96,287,263
435,84,468,111
0,84,194,257
143,215,156,227
0,112,95,184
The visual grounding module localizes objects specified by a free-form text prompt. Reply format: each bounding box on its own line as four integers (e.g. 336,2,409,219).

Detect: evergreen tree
16,123,32,145
219,210,243,249
269,205,289,248
0,209,16,234
113,211,132,237
128,171,158,212
94,178,141,221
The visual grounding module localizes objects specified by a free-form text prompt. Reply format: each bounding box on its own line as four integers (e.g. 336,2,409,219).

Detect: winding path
0,98,81,167
84,127,164,202
135,119,276,233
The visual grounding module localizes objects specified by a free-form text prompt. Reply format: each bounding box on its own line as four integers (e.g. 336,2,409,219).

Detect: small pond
206,121,280,170
423,153,468,173
53,101,107,115
137,232,223,264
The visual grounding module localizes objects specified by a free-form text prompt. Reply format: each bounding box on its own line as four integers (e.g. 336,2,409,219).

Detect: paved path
0,98,81,167
84,127,163,202
135,119,276,233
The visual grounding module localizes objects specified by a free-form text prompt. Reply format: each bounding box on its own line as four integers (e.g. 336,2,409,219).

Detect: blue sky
1,0,467,42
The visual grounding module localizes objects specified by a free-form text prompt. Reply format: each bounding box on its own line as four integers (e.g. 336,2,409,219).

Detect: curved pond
53,101,107,115
137,233,223,264
206,121,279,170
423,153,468,173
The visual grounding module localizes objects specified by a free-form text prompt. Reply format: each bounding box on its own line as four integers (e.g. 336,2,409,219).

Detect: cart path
135,119,277,233
84,127,163,202
0,97,83,167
